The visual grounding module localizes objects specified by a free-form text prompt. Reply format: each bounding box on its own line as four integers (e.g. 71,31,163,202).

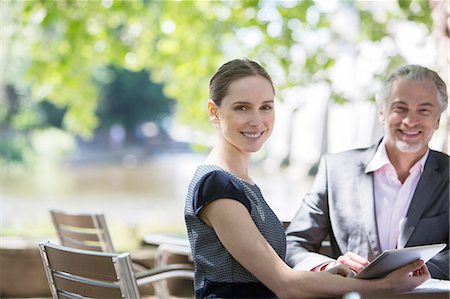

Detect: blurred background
1,0,449,252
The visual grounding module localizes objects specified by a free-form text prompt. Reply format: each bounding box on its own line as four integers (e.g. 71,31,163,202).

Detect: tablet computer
354,243,446,279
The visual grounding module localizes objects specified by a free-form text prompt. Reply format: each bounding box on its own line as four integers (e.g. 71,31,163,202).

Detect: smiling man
286,65,449,279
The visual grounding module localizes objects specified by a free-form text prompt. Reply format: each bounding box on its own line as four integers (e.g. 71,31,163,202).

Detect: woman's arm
200,198,430,298
200,198,300,297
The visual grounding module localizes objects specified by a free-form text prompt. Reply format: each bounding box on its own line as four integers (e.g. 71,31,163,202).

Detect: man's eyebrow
391,100,435,107
417,102,435,107
390,101,407,106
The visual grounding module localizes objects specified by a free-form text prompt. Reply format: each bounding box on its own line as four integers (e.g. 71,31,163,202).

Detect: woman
184,58,429,298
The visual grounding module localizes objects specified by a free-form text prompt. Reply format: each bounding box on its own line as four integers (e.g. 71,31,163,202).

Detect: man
285,65,449,279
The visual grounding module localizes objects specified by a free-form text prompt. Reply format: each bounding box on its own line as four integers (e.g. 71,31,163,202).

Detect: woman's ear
208,100,219,123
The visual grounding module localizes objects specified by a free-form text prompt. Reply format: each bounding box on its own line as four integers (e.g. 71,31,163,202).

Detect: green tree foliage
2,0,433,138
97,66,174,137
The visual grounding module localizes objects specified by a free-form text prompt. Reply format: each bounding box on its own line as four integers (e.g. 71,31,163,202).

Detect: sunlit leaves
397,0,432,28
6,0,434,139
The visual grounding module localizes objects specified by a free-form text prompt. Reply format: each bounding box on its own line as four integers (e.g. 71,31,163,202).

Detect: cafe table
341,278,450,299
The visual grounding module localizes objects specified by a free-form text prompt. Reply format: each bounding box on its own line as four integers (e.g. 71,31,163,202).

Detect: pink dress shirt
365,139,429,252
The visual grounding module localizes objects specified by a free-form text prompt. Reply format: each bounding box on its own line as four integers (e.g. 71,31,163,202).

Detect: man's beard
384,121,432,154
393,139,424,153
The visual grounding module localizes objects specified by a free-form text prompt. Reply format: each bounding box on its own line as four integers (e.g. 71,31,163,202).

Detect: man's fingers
336,252,370,272
345,252,370,266
336,258,364,272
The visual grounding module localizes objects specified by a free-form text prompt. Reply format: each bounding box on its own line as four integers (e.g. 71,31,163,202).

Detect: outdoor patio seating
50,209,150,271
49,209,194,298
38,241,194,299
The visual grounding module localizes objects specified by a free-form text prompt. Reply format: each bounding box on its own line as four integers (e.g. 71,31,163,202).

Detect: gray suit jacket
285,143,449,279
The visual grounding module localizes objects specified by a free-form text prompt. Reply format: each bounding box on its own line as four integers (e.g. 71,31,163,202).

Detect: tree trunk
430,0,449,153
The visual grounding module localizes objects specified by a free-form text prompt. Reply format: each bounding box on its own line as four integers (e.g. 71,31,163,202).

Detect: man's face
379,78,441,157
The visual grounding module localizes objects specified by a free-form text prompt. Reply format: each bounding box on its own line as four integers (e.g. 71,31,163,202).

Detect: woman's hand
325,264,354,277
382,260,430,292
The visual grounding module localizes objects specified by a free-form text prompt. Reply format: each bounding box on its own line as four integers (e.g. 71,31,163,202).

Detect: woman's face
209,75,275,154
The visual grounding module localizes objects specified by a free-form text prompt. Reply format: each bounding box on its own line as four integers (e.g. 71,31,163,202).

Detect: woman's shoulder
195,164,223,175
193,165,241,191
193,165,238,184
191,165,251,214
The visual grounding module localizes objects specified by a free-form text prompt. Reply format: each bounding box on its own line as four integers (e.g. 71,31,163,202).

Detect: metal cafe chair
50,209,150,273
39,241,194,299
49,209,194,297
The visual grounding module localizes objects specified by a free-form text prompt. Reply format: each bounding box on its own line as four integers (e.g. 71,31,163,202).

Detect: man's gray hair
377,65,448,113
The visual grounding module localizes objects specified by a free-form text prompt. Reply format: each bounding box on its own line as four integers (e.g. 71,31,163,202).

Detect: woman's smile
241,130,265,139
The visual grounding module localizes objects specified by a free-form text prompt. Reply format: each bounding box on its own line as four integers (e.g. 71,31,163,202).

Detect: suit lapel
398,152,441,248
357,145,382,258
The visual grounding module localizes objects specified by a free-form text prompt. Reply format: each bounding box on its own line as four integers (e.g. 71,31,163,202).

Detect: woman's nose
247,111,263,126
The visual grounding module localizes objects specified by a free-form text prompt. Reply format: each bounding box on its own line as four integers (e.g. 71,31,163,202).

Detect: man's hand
335,251,370,273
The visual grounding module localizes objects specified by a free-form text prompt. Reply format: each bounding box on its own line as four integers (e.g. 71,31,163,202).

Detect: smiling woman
185,58,282,298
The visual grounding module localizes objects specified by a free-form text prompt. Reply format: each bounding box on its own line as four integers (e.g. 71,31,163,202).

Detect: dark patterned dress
184,165,286,298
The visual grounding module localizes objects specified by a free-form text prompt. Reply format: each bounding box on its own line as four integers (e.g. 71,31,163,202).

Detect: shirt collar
365,138,429,174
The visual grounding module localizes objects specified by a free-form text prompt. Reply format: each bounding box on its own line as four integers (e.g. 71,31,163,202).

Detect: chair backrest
39,241,140,299
50,209,115,252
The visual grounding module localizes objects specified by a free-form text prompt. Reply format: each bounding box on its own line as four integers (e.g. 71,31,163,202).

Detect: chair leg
154,249,170,299
154,282,171,299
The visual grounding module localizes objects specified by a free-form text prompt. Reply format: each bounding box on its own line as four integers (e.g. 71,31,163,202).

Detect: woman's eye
235,106,248,111
261,105,273,111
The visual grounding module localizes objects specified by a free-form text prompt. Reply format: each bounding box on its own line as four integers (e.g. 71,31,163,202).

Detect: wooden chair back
39,241,140,299
50,209,115,253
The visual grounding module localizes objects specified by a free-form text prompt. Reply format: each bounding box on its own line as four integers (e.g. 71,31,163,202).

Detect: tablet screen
354,243,446,279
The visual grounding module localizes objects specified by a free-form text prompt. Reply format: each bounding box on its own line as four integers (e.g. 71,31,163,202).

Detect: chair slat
58,291,85,299
59,236,104,252
58,291,82,299
45,245,119,281
51,211,98,229
53,274,123,298
59,227,103,242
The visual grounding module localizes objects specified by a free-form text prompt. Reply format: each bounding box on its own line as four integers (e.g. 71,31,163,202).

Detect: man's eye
419,109,431,115
392,107,407,113
261,105,273,111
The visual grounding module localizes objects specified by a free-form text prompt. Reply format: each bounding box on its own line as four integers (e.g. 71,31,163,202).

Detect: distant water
1,152,312,250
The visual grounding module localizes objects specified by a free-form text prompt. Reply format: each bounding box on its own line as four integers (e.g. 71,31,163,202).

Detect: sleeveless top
184,165,286,298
